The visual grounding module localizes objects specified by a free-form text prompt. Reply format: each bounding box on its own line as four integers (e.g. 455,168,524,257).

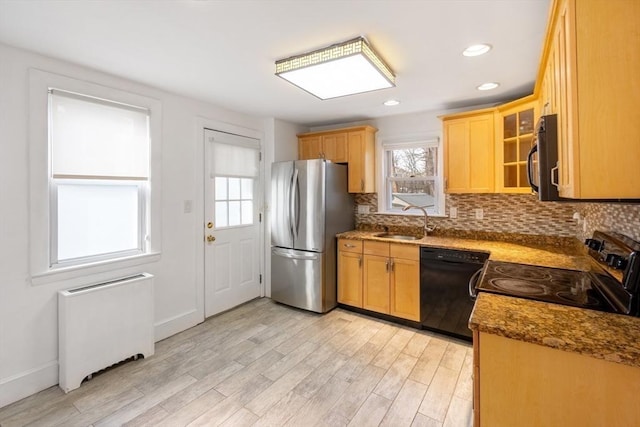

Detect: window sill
31,252,161,286
372,211,448,219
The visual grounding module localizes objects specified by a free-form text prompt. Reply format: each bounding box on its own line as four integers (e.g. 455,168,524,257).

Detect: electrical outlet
184,200,192,214
449,207,458,219
475,208,484,220
357,204,370,214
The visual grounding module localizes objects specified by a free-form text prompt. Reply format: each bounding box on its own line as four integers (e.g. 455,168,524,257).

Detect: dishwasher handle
468,268,483,300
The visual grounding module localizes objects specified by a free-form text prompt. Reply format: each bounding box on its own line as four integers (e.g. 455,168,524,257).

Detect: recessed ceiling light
383,99,400,106
477,82,499,91
463,44,492,57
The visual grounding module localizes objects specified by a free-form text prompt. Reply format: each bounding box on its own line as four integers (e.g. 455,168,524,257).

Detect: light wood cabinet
338,239,420,322
495,97,538,193
364,241,420,321
298,133,348,163
474,331,640,426
298,126,377,193
442,109,495,193
337,239,363,307
347,128,376,193
535,0,640,199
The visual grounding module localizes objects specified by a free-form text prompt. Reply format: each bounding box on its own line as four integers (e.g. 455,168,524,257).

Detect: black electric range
473,230,640,316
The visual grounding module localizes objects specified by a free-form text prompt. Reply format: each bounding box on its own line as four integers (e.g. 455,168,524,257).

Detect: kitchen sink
373,233,419,241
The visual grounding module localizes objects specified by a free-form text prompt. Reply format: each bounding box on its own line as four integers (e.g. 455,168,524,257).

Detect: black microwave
526,114,562,201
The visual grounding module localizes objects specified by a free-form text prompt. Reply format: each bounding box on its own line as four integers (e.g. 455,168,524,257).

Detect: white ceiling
0,0,550,127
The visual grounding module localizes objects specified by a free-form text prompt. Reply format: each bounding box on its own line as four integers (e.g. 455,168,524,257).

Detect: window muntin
381,140,442,215
214,177,255,228
48,90,150,266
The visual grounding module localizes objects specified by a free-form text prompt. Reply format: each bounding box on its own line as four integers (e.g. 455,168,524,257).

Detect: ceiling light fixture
477,82,499,91
275,37,396,100
463,44,492,57
383,99,400,106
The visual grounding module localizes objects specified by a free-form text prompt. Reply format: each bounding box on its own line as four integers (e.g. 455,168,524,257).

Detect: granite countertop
469,293,640,368
337,230,591,270
338,229,640,368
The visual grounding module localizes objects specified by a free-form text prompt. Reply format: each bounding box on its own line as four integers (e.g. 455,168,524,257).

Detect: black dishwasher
420,247,489,341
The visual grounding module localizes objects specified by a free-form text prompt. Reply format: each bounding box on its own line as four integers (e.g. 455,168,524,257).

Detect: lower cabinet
473,331,640,426
338,239,420,322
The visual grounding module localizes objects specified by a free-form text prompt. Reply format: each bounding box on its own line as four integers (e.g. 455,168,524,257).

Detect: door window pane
241,201,253,225
228,178,241,199
241,178,253,199
215,177,227,200
215,201,228,227
228,201,241,226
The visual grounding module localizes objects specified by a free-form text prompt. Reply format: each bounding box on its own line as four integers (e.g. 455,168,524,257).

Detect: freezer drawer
271,247,333,313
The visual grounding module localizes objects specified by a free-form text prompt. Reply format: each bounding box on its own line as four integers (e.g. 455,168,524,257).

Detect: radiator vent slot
58,273,154,393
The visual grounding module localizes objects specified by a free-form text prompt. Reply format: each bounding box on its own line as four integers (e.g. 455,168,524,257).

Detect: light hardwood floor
0,298,473,427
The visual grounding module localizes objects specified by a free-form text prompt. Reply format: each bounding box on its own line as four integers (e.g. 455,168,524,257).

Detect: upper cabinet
298,125,377,193
495,97,538,193
298,132,347,163
536,0,640,199
442,109,495,193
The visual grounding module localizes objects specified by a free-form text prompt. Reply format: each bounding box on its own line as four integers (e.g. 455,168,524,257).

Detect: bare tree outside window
385,144,439,212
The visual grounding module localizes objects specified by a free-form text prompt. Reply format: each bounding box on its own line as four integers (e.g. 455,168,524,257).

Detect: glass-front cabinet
496,97,537,193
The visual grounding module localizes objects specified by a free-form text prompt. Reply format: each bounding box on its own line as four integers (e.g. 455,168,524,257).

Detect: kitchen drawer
363,240,390,257
390,244,419,261
338,238,362,253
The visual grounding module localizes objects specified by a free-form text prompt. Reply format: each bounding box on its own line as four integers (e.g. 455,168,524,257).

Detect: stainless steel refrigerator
271,159,354,313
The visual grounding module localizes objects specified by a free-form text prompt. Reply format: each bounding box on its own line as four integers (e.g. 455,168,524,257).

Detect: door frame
194,117,265,323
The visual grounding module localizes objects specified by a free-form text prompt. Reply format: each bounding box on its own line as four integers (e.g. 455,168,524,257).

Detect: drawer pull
344,243,357,248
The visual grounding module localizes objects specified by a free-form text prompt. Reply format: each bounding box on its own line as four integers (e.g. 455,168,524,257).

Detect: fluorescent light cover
463,44,492,57
383,99,400,106
275,37,395,100
477,82,499,91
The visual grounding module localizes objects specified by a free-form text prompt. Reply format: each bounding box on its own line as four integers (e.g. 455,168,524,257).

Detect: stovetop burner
489,278,549,296
493,264,553,281
555,291,601,307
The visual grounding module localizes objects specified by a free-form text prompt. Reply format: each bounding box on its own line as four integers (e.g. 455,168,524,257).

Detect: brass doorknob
206,235,216,242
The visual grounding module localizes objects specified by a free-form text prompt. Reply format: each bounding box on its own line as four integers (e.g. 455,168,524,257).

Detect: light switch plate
357,204,370,214
449,207,458,219
475,208,484,220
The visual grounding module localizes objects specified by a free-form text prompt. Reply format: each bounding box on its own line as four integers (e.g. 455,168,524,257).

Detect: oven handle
468,268,483,300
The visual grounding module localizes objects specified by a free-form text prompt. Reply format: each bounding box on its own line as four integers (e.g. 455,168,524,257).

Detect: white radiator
58,273,154,393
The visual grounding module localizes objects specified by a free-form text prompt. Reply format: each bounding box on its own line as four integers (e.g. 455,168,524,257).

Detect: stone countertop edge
469,293,640,369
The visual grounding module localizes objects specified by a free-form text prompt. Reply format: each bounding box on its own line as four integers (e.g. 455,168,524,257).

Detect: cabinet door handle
390,260,395,272
385,259,390,272
358,256,362,268
360,179,364,191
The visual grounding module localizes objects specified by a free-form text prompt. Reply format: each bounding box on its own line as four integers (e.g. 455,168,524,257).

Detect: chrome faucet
402,205,436,237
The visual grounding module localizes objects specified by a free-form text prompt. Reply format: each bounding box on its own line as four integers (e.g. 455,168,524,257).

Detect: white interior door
204,129,262,317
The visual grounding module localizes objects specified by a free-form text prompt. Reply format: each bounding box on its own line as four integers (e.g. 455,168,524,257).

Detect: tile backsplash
355,193,640,242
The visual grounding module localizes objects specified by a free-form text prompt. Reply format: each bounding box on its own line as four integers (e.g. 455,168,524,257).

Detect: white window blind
211,142,259,177
50,89,150,179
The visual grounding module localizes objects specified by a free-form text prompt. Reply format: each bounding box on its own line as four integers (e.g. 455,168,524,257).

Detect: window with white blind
48,89,150,266
378,138,444,216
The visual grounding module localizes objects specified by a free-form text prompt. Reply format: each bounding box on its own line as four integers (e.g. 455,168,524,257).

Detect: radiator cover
58,273,154,392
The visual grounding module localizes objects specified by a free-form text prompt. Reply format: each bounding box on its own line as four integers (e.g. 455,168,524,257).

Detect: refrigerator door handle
272,248,319,260
289,168,299,241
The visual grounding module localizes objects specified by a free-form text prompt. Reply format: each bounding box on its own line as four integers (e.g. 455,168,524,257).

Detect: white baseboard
154,308,203,342
0,360,58,408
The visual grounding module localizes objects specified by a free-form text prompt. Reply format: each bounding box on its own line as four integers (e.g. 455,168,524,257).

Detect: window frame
377,136,445,217
29,69,162,285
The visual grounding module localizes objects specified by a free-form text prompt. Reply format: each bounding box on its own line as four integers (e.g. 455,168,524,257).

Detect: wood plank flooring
0,298,473,427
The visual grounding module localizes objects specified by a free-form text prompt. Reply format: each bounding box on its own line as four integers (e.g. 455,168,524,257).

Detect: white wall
0,43,267,406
